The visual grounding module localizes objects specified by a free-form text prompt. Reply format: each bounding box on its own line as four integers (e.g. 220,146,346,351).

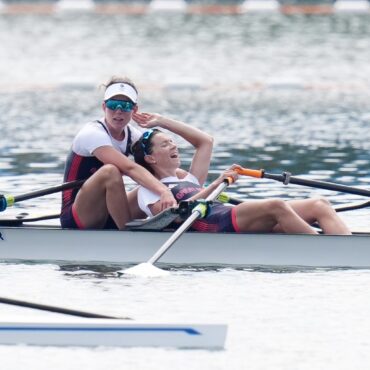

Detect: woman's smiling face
148,132,180,169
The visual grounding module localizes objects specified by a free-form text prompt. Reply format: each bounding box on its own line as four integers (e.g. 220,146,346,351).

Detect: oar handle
236,168,264,178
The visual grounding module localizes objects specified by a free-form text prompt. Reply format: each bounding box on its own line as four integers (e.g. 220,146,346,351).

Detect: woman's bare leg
73,164,131,230
284,198,351,235
235,199,318,234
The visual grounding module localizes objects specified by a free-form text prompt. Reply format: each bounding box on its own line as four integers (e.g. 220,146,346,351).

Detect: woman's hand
132,112,164,129
159,189,178,212
213,164,242,186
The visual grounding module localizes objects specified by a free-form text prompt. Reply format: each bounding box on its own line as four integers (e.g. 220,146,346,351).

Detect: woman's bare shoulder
175,168,189,179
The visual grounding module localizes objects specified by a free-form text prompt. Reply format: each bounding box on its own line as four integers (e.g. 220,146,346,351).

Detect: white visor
104,82,138,103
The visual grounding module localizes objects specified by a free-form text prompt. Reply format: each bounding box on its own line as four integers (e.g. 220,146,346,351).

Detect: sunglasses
141,129,155,156
105,99,135,112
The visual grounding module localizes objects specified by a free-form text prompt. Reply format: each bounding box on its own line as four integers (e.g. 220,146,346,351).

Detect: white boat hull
0,319,226,348
1,225,370,267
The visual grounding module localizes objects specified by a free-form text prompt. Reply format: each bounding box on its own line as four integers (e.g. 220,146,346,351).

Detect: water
1,10,370,370
1,265,370,369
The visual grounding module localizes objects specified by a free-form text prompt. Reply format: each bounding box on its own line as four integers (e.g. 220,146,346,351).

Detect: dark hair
101,76,138,94
131,129,162,174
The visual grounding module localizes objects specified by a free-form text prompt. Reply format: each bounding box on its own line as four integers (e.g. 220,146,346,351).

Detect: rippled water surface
1,10,370,370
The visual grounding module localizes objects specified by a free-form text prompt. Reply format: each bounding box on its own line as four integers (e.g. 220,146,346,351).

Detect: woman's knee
97,164,123,186
236,199,287,231
101,164,121,178
310,197,332,215
264,199,289,214
251,199,291,222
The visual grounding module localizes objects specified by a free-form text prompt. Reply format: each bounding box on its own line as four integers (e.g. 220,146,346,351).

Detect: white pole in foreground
122,180,231,278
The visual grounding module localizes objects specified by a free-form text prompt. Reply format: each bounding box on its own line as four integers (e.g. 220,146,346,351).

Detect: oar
236,168,370,198
217,192,244,205
0,180,84,212
122,178,233,278
0,296,131,320
334,200,370,212
218,192,370,213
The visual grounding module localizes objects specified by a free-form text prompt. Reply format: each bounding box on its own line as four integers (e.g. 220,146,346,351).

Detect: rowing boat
0,319,226,348
1,223,370,268
2,172,370,268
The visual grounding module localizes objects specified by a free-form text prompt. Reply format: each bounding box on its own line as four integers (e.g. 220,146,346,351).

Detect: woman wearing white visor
60,76,176,230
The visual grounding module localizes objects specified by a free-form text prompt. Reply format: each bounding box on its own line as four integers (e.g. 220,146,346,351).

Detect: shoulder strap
96,120,109,135
124,126,132,156
96,120,132,157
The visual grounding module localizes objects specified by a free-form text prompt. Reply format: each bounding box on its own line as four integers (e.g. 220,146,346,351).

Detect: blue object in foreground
0,196,7,212
0,321,227,348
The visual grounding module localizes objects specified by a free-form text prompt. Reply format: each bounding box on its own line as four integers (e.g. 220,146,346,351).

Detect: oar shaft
219,191,370,212
148,181,229,265
218,193,243,205
263,172,370,198
334,200,370,212
13,180,85,203
147,211,199,265
1,179,85,212
237,168,370,198
0,296,129,320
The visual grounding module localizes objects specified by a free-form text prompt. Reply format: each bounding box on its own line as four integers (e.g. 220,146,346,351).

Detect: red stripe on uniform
72,204,86,229
192,220,219,232
231,207,241,232
67,154,83,182
62,154,84,209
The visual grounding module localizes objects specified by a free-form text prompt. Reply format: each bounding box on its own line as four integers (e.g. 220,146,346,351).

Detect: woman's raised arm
133,112,213,185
